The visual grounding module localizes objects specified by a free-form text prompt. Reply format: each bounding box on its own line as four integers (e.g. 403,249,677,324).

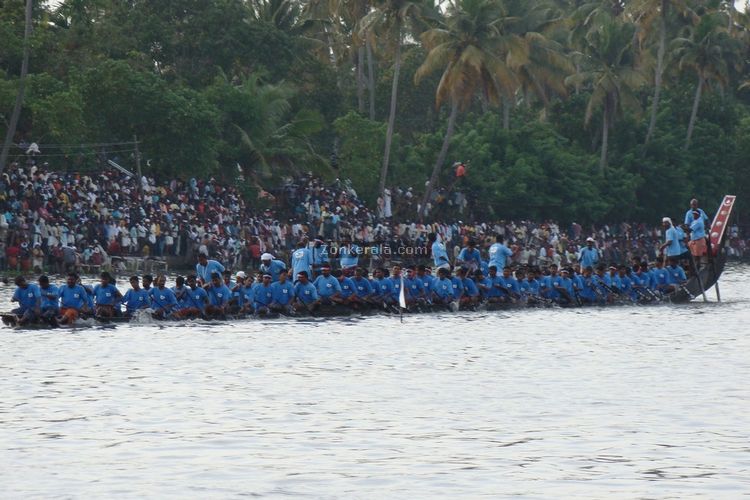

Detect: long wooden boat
2,196,737,329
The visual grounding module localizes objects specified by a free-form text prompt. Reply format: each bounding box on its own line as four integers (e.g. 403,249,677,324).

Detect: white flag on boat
399,275,406,309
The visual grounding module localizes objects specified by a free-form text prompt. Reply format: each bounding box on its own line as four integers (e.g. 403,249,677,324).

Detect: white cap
586,237,595,242
235,271,247,279
261,253,273,261
662,217,672,224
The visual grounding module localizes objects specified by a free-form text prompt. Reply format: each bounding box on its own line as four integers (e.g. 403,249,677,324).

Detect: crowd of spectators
0,159,747,275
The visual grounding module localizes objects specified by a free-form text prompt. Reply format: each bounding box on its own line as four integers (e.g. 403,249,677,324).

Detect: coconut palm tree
360,0,435,197
415,0,528,218
672,12,743,150
0,0,33,175
565,19,646,174
628,0,696,147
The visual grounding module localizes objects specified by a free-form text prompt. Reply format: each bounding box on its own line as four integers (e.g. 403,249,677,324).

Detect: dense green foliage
1,0,749,222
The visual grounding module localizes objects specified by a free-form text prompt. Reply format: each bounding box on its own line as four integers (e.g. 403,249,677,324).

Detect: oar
688,252,708,302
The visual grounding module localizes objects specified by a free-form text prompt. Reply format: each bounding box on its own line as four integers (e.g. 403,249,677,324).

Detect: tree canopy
1,0,749,223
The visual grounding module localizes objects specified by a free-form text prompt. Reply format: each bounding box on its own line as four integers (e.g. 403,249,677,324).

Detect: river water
1,265,749,498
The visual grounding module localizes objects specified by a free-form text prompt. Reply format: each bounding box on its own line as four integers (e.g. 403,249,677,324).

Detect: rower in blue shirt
457,240,482,272
205,273,232,317
37,275,60,323
431,268,455,305
253,274,275,315
416,265,435,302
473,269,493,301
500,266,521,301
665,258,687,293
293,271,320,312
455,267,479,307
488,235,513,271
93,272,122,318
149,275,180,319
57,273,90,324
351,267,374,302
313,264,342,304
551,269,575,304
184,275,209,316
10,276,41,325
405,267,426,305
428,232,451,270
449,270,464,301
196,253,225,285
578,237,600,269
260,253,287,282
270,272,294,314
577,267,599,304
123,275,151,316
650,261,670,293
485,266,504,302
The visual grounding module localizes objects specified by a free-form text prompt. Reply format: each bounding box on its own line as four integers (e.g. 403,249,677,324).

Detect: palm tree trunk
357,45,365,114
0,0,33,175
378,30,401,196
502,96,510,130
644,0,667,148
419,100,459,220
685,75,703,150
600,104,609,175
366,37,376,121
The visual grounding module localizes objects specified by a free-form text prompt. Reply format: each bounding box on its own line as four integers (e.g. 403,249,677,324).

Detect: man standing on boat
659,218,683,262
488,235,513,273
196,252,225,285
428,232,450,271
684,199,710,226
688,210,708,265
578,237,600,269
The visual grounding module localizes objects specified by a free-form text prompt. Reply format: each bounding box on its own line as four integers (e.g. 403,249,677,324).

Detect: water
1,266,749,498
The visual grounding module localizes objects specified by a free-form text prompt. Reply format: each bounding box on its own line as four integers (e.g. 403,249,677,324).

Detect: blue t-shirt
338,277,357,299
667,265,687,284
690,218,706,240
291,248,313,278
352,277,373,297
665,227,682,257
431,241,450,267
260,260,287,281
196,260,225,283
185,287,208,310
578,247,599,268
294,282,319,304
450,276,464,300
684,208,709,226
39,284,59,310
149,287,179,310
431,278,454,300
94,283,120,306
675,227,688,254
270,281,294,305
462,278,479,297
488,243,513,270
123,288,150,313
457,247,482,266
207,284,232,306
58,284,88,310
313,275,342,298
13,284,41,310
254,284,274,307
